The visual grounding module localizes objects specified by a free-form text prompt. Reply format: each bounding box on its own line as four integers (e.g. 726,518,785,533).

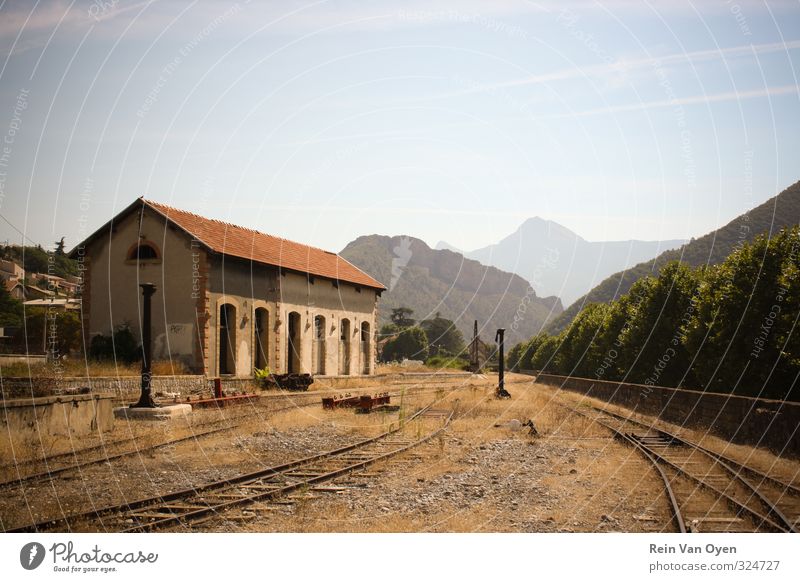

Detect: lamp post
132,283,158,408
495,328,511,399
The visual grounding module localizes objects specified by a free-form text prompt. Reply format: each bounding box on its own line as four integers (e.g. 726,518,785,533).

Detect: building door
287,312,302,374
360,321,370,375
254,308,269,370
339,318,351,375
314,315,326,375
219,304,236,375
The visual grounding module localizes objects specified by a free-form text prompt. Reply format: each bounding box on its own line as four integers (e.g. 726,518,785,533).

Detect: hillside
340,235,563,344
439,218,684,305
547,180,800,333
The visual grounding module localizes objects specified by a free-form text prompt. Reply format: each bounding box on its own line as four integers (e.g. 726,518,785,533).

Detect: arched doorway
339,318,351,375
360,321,371,375
219,303,236,375
254,308,269,370
287,311,302,374
313,315,326,375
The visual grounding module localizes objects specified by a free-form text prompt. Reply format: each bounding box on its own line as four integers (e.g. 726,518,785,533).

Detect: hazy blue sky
0,0,798,254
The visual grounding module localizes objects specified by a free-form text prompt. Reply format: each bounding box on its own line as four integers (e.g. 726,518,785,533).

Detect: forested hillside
547,181,800,333
511,226,800,401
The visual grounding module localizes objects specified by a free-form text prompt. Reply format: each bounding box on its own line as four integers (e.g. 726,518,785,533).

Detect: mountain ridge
545,180,800,334
440,217,685,305
340,234,563,344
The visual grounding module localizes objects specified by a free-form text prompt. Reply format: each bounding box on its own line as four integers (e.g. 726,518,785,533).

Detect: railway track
569,404,800,533
9,405,452,532
0,382,461,490
0,398,321,489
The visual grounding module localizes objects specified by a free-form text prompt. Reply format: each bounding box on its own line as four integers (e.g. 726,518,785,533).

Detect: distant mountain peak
434,240,462,253
516,216,586,242
545,179,800,334
462,216,685,305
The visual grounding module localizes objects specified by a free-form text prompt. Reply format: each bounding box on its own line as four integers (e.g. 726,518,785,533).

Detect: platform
113,404,192,420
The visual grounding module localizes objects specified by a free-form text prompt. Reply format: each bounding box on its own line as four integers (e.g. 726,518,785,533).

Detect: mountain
546,180,800,334
440,218,684,305
340,235,563,344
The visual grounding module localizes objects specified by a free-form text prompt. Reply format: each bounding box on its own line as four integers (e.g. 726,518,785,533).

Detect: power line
0,211,41,246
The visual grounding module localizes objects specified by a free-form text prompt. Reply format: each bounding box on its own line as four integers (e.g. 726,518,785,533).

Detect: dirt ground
1,373,796,532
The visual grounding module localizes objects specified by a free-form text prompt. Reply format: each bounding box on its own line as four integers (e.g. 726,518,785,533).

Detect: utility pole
471,320,479,371
495,328,511,399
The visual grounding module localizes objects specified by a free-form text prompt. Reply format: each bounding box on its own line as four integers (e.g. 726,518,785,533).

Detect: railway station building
71,198,385,377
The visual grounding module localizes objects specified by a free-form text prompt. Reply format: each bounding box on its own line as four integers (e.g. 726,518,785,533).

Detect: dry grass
0,359,190,378
564,391,800,486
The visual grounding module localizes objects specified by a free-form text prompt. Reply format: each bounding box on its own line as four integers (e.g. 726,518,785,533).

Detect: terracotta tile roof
143,199,385,290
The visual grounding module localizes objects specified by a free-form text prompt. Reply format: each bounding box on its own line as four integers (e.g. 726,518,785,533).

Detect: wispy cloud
431,39,800,99
535,84,800,120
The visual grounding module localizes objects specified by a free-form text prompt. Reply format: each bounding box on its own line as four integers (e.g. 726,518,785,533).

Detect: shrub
89,322,140,363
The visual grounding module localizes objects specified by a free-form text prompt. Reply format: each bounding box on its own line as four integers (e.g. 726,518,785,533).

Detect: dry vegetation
0,359,191,378
2,372,796,533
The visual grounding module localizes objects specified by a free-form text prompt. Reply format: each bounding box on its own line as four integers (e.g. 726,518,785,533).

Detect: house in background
1,259,25,300
70,198,385,377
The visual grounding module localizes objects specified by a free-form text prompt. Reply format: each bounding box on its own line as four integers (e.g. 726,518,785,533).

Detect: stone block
113,404,193,421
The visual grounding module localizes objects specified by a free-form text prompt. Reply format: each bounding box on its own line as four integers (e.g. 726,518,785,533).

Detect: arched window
126,241,161,263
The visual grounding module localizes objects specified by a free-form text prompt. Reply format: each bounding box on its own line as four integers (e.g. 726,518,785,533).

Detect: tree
616,262,700,387
390,307,415,329
553,303,610,377
508,333,548,371
530,334,562,372
379,323,400,338
684,231,789,396
55,237,66,256
420,314,465,357
0,283,23,327
381,326,429,362
15,308,82,356
89,322,141,363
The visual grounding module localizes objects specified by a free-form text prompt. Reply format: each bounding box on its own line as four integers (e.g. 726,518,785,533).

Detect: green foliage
420,314,465,357
379,323,400,338
89,322,141,363
530,334,561,372
8,308,82,355
553,302,610,377
548,180,800,334
1,244,79,279
425,354,469,370
390,306,416,329
253,366,273,388
684,229,800,399
0,282,23,327
381,326,429,362
513,228,800,400
616,263,701,387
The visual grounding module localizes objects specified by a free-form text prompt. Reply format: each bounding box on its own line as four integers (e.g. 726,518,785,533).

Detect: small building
4,278,24,301
70,198,385,377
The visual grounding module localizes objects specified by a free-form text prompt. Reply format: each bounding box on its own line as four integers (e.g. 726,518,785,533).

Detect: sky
0,0,798,254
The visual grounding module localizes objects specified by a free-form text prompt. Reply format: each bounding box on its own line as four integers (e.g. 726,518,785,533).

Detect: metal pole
471,320,478,371
495,328,511,399
133,283,158,408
